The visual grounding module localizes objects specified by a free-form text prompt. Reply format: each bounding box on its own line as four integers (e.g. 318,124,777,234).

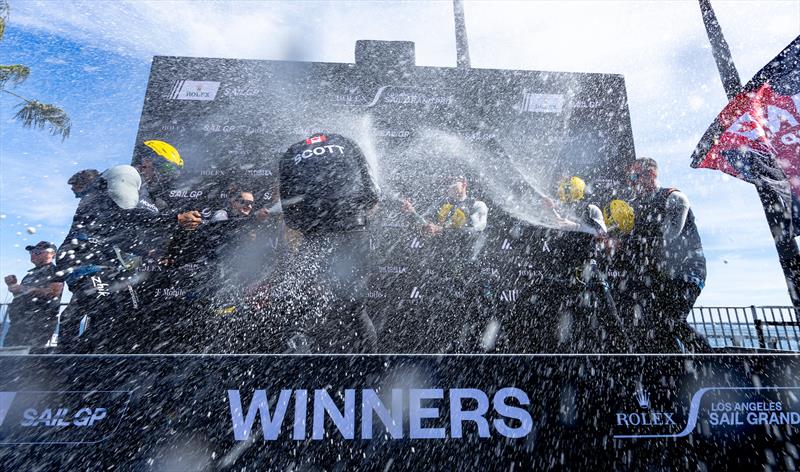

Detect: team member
210,184,256,222
551,176,631,352
56,165,158,352
172,180,266,352
133,140,184,212
3,242,64,349
129,139,200,352
401,175,488,236
207,196,290,352
627,157,709,352
399,175,489,352
267,132,379,353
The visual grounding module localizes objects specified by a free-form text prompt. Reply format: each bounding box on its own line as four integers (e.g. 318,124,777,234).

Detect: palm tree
0,0,71,140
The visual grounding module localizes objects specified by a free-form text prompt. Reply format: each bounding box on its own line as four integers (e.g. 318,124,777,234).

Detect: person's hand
255,208,270,224
400,199,416,215
540,195,565,220
555,216,579,231
423,223,442,237
8,283,23,295
158,256,175,267
177,210,203,230
4,275,17,286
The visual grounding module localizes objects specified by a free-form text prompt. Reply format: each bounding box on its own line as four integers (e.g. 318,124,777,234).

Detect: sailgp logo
0,390,132,444
222,84,262,98
169,80,220,101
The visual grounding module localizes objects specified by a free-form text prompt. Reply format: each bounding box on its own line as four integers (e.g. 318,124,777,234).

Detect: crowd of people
1,132,709,354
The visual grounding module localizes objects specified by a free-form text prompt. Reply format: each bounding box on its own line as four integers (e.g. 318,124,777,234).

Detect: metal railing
2,303,799,351
688,306,800,351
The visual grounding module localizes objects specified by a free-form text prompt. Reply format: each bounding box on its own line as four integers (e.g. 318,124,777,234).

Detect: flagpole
453,0,471,68
698,0,800,308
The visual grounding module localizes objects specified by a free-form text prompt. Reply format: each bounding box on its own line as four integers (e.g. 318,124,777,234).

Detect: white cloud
8,0,458,64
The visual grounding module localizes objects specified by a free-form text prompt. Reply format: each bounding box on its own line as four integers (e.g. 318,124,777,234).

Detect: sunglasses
236,198,254,207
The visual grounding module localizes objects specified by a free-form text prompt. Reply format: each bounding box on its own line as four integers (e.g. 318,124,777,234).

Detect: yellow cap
143,140,184,168
603,199,635,234
558,176,586,203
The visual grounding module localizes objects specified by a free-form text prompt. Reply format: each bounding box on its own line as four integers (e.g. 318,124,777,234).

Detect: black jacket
279,133,379,233
630,188,706,285
56,180,158,286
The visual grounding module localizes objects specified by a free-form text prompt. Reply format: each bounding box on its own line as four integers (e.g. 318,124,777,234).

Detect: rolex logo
635,388,650,410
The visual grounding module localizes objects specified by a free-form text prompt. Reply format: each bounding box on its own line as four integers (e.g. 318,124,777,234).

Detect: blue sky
1,0,799,306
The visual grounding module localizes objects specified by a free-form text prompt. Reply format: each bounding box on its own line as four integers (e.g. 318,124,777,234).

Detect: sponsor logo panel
614,386,800,439
366,86,457,108
518,92,564,114
169,80,221,101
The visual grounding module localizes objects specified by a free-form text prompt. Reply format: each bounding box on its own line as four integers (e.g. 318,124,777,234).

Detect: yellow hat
603,199,635,234
143,140,184,168
558,176,586,203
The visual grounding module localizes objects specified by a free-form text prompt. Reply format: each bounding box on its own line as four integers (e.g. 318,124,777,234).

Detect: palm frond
0,0,9,41
0,64,30,87
14,100,71,140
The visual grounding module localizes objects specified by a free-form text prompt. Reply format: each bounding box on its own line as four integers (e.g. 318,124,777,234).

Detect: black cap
68,169,100,185
25,241,57,252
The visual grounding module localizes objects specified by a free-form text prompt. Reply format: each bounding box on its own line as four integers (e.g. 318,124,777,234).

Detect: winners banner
0,355,798,469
